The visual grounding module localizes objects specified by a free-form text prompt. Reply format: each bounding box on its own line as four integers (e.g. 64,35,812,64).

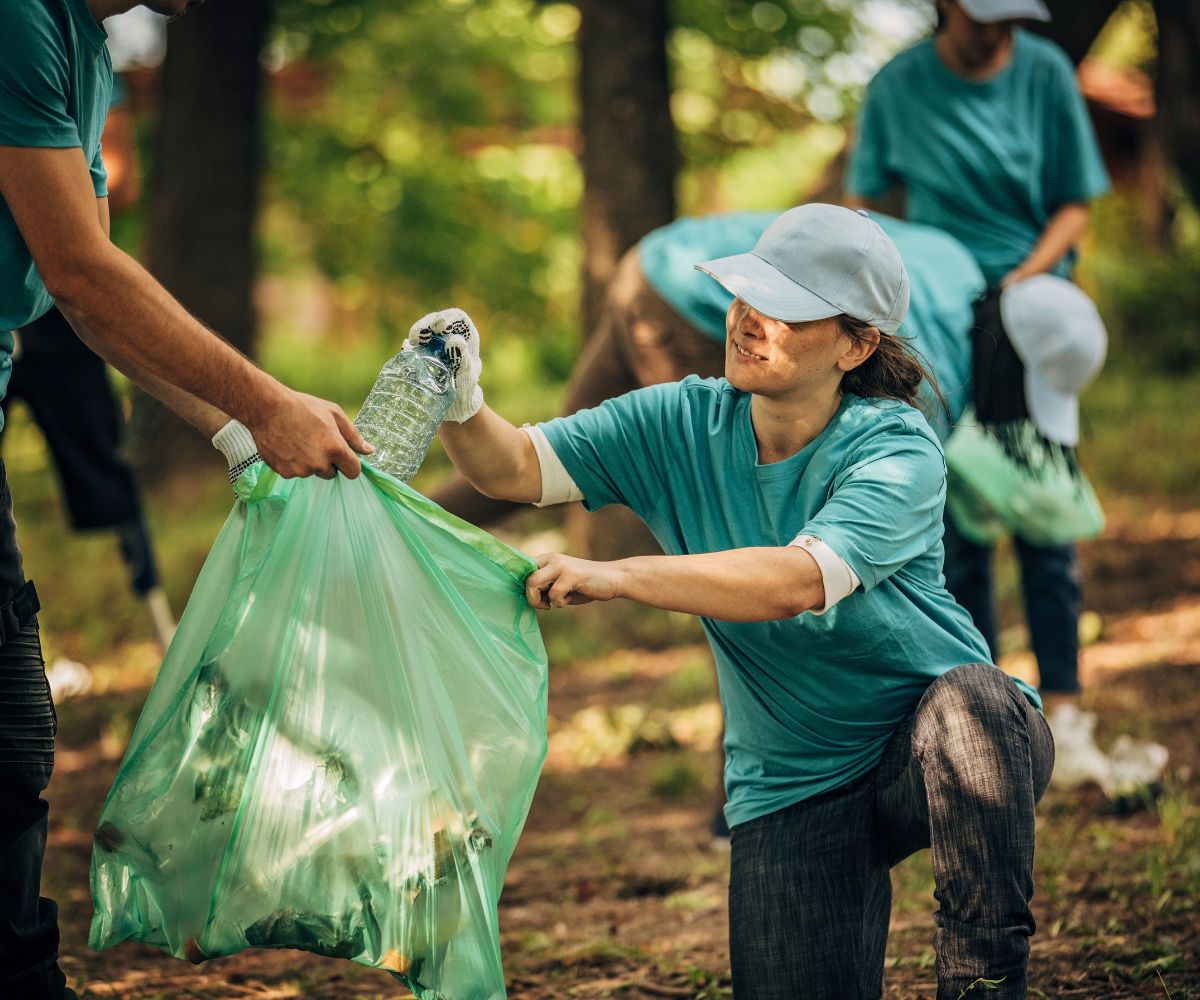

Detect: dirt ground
44,506,1200,999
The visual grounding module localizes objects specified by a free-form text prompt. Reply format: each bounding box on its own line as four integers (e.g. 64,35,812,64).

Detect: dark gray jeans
729,663,1054,1000
0,458,70,1000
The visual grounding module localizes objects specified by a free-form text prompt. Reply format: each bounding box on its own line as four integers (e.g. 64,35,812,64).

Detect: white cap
957,0,1050,23
1000,275,1107,447
694,204,910,333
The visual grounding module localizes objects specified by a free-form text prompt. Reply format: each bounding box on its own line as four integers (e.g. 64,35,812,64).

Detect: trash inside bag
90,462,548,1000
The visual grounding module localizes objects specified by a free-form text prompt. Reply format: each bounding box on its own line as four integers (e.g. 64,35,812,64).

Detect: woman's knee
914,664,1024,748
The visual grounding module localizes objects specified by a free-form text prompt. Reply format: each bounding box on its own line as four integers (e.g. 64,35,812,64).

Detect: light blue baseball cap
957,0,1050,24
694,203,910,334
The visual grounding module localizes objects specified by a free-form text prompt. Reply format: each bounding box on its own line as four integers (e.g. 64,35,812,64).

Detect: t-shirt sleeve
0,3,83,149
845,80,896,199
91,142,109,198
799,421,946,592
537,382,678,518
1043,48,1110,207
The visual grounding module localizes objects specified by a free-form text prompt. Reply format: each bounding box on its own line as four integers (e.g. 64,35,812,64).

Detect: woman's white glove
407,307,484,423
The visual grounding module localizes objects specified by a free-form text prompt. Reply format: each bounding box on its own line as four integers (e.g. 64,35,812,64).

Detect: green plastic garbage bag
90,462,548,1000
945,411,1104,547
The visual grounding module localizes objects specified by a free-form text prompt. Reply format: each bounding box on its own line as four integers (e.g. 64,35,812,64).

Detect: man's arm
1001,202,1091,288
0,144,368,478
72,190,230,436
524,547,825,621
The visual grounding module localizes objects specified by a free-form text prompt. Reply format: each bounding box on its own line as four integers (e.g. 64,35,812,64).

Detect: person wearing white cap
427,204,1053,998
847,0,1109,744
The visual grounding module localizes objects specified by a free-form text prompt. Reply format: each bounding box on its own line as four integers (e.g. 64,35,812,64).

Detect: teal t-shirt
540,381,1039,827
638,212,985,440
0,0,113,393
846,31,1109,286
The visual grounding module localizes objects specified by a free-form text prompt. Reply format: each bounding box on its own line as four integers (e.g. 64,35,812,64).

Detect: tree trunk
1035,1,1121,64
1151,0,1200,206
577,0,677,340
133,0,271,481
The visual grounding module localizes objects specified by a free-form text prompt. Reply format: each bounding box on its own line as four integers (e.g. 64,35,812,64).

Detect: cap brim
1025,370,1078,446
695,252,841,324
957,0,1050,22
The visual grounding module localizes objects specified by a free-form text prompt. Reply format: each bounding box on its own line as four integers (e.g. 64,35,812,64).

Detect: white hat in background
1000,275,1107,447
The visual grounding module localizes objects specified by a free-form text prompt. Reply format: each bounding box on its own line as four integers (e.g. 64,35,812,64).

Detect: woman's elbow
468,458,542,505
765,589,821,621
474,477,539,505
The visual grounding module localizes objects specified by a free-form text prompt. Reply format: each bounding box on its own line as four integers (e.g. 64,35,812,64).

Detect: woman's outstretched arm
438,405,543,505
525,547,826,622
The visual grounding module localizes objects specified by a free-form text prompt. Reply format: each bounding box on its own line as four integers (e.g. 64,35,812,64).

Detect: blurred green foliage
1082,195,1200,375
19,0,1195,660
257,0,917,409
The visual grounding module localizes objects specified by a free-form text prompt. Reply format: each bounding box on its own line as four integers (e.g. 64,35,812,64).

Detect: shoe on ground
1047,703,1110,791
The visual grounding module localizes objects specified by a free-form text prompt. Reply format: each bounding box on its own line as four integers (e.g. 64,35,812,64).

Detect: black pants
0,459,69,1000
728,664,1054,1000
6,306,159,595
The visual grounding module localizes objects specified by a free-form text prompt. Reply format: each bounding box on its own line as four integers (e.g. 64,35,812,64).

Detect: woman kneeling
428,203,1053,1000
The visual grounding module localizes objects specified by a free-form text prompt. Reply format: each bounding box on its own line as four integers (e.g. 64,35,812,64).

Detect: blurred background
13,2,1200,995
10,0,1197,661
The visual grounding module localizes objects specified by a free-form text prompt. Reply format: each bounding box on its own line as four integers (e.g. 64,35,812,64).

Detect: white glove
406,308,484,423
212,419,261,484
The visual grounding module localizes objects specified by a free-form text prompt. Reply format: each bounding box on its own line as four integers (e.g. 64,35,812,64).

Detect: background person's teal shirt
540,382,1038,827
846,31,1109,286
0,0,113,408
638,212,986,439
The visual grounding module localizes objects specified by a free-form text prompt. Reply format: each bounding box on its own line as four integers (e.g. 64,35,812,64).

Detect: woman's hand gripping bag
89,463,549,1000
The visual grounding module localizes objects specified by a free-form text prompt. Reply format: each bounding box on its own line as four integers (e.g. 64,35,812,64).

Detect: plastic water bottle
355,338,456,482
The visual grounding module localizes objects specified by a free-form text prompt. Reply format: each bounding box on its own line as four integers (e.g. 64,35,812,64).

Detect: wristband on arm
789,535,860,614
521,425,583,507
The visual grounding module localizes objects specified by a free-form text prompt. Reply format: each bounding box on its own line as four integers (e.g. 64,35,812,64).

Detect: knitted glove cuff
444,384,484,424
212,420,262,484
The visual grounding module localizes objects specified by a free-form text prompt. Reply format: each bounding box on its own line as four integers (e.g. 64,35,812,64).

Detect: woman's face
724,299,872,400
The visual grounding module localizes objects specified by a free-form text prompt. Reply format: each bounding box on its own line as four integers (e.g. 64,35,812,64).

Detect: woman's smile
732,339,767,361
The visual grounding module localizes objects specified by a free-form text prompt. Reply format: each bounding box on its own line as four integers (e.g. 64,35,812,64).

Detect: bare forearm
50,244,285,429
60,305,230,437
614,547,824,621
1005,202,1090,285
438,404,541,503
527,547,824,620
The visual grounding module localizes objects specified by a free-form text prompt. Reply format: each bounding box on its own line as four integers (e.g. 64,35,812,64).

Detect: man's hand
249,389,371,480
525,553,625,610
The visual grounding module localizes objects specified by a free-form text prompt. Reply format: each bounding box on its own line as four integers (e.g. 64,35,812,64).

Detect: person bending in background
845,0,1110,750
421,205,1053,1000
3,73,174,652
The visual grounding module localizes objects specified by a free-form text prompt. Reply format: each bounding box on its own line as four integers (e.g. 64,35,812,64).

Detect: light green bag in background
90,463,548,1000
946,411,1105,548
